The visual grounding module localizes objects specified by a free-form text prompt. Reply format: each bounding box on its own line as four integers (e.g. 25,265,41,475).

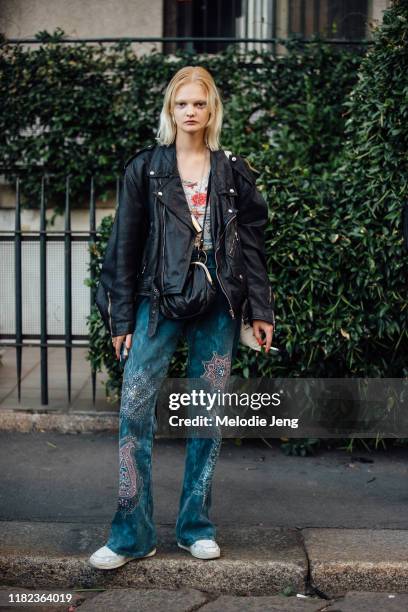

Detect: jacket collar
147,143,238,235
147,142,237,195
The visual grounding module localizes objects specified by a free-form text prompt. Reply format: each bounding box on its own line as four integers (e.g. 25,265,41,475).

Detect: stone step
2,522,408,599
0,522,307,596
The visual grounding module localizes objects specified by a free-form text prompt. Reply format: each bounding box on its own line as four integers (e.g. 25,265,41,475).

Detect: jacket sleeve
99,156,147,337
233,157,275,327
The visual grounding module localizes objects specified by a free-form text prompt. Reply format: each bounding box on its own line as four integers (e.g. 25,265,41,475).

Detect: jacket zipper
161,202,166,291
107,289,113,336
215,215,236,319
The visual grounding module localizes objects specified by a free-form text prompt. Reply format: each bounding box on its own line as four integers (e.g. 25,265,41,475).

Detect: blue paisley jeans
107,250,241,557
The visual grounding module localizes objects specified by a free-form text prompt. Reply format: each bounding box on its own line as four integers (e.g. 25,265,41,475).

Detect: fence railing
1,35,373,57
3,36,372,44
0,174,119,406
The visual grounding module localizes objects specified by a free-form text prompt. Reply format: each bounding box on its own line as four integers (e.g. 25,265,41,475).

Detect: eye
175,102,186,108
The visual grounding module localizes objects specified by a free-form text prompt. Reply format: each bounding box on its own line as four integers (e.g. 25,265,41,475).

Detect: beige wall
0,0,163,52
275,0,289,55
369,0,392,28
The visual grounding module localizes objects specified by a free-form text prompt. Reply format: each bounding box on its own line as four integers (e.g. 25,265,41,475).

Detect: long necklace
178,149,210,247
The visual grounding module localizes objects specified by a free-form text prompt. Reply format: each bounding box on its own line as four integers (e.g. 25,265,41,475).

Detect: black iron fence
2,35,373,56
3,36,372,43
0,174,120,406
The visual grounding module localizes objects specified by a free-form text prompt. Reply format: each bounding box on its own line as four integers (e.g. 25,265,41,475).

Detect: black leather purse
159,173,217,320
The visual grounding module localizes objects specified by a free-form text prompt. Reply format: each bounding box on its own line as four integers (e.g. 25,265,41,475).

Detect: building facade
1,0,392,54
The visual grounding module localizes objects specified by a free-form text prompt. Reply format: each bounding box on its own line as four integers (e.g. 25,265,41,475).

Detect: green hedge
0,31,361,211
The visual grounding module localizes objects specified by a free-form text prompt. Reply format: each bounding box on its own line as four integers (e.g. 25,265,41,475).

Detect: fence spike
14,177,23,403
65,175,72,403
40,175,48,405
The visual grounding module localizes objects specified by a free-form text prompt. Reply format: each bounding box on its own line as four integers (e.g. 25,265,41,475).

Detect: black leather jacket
95,142,275,338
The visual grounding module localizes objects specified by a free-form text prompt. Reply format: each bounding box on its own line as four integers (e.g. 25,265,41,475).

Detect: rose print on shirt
192,192,207,207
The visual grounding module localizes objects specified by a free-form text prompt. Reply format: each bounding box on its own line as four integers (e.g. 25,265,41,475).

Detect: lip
184,120,198,124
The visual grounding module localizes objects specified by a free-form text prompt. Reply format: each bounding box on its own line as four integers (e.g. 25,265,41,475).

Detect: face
172,82,211,136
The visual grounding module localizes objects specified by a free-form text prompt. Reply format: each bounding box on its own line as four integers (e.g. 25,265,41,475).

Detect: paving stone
78,588,208,611
199,594,331,611
326,591,408,611
0,586,99,611
304,529,408,596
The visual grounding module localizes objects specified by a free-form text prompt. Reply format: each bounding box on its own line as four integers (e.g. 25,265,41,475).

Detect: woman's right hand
112,334,133,360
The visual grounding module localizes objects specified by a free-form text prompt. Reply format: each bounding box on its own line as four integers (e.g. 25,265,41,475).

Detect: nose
186,105,195,117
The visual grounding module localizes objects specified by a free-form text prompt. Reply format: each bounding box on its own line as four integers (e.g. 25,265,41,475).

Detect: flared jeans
107,251,241,557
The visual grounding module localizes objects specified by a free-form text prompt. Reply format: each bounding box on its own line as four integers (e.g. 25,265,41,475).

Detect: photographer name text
168,415,299,429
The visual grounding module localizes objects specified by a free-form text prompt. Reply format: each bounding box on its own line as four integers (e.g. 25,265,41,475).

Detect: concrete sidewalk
0,432,407,605
0,347,114,414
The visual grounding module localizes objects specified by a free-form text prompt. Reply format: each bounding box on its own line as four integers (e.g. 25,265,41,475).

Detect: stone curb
0,410,199,437
0,410,119,433
1,522,408,598
0,554,306,597
0,522,307,596
304,528,408,596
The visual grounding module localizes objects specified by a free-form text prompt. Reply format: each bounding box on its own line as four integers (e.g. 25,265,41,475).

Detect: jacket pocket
225,217,246,283
225,215,238,255
228,227,241,259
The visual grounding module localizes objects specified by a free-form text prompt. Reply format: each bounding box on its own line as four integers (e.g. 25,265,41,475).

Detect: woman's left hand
252,320,274,353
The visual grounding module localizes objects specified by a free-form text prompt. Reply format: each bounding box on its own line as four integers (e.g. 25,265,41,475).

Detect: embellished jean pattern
107,251,241,556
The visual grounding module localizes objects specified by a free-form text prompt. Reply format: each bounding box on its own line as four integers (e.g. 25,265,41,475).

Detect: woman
90,66,275,569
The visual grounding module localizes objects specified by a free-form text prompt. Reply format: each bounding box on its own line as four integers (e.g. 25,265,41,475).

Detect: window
288,0,369,41
163,0,276,54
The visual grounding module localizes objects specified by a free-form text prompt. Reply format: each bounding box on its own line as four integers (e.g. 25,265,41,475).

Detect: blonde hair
156,66,223,150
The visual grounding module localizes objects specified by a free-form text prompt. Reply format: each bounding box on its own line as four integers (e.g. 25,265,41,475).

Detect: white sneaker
178,539,220,560
89,545,156,570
